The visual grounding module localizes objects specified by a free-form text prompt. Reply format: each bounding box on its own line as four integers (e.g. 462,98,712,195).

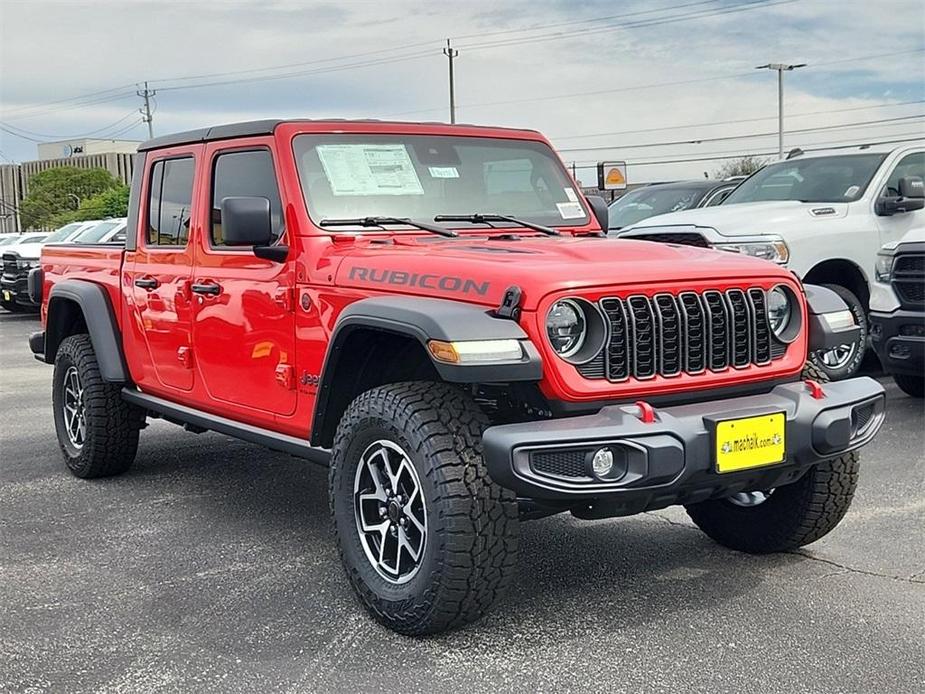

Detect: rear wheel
684,362,859,553
52,334,144,478
809,283,867,381
893,373,924,398
329,381,519,635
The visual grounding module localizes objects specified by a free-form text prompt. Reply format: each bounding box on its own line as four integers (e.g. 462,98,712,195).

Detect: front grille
1,253,18,276
627,232,710,248
892,253,925,308
594,288,775,382
531,449,589,479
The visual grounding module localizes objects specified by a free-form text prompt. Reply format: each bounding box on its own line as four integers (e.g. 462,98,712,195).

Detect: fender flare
45,279,129,382
803,283,861,353
311,296,543,444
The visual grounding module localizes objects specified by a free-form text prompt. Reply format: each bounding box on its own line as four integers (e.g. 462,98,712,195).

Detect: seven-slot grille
892,253,925,308
1,253,19,275
584,288,775,381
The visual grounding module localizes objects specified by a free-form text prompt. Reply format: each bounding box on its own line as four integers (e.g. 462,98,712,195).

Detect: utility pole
443,39,458,124
137,81,156,139
755,63,807,159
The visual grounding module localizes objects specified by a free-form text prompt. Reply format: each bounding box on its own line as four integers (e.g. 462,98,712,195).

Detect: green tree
713,155,768,180
72,185,130,222
20,167,120,230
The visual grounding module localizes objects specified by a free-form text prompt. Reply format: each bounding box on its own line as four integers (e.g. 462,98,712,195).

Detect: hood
623,200,849,238
329,234,793,310
1,242,44,261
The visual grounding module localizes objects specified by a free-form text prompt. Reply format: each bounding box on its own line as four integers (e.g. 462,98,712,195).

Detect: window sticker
429,166,459,178
843,185,860,198
564,187,578,202
556,201,585,219
316,144,424,196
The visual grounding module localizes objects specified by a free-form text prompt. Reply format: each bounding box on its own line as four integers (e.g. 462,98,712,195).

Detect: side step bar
121,388,331,466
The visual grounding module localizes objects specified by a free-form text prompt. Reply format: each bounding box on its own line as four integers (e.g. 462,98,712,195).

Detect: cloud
1,0,922,181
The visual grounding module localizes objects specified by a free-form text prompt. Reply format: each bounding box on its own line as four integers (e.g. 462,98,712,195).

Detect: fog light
591,448,614,477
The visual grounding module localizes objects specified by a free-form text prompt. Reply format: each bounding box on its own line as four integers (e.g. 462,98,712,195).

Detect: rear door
190,139,296,418
128,147,200,392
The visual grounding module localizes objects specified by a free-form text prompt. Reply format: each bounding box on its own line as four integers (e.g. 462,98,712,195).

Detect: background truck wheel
329,381,519,635
684,361,859,553
52,334,144,478
893,373,924,398
808,283,867,381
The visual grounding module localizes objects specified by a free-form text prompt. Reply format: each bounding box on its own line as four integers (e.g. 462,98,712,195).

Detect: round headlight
546,299,586,358
767,286,792,338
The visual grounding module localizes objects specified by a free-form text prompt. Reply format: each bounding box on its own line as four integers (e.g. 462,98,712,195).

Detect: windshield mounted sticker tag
564,187,578,202
316,144,424,196
428,166,459,178
556,202,585,219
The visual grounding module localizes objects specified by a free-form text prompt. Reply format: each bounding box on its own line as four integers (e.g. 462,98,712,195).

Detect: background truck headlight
714,238,790,264
875,252,895,282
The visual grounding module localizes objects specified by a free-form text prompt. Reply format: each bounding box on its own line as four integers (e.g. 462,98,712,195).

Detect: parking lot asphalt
1,309,923,694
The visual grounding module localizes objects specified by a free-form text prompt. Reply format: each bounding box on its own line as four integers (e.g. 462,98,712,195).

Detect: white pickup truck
617,142,925,379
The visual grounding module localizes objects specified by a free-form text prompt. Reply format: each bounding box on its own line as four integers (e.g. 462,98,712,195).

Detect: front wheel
893,373,924,398
809,283,867,381
684,361,859,553
329,381,519,635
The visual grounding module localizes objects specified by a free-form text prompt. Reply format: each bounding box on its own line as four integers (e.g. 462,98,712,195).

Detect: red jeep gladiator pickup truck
29,119,885,635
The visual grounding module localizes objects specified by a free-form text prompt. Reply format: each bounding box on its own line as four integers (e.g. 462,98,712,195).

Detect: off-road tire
893,373,924,398
808,283,867,381
684,361,859,553
52,334,144,478
329,381,519,635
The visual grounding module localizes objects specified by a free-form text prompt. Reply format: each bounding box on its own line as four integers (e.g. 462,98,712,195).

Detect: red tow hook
804,379,826,400
634,400,657,424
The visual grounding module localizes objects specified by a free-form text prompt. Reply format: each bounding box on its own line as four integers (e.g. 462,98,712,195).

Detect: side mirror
876,176,925,217
899,175,924,199
585,195,610,233
221,196,273,246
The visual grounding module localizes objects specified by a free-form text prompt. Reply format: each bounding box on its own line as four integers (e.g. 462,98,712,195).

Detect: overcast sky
1,0,923,183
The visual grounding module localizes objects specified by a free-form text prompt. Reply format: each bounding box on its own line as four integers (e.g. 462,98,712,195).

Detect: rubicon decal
348,266,490,296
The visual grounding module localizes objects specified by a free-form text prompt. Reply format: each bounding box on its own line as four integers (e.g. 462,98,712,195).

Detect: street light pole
755,62,807,159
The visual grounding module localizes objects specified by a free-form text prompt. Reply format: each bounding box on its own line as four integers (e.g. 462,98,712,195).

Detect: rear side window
147,157,194,247
211,149,283,247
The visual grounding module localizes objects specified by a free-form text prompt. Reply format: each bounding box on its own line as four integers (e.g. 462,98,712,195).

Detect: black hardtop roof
137,118,540,152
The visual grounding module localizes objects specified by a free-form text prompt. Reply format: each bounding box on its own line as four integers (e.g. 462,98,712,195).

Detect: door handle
134,277,159,290
191,282,222,296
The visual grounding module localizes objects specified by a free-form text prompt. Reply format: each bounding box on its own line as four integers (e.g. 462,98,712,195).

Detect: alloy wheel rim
816,340,857,369
727,489,774,507
353,439,427,584
62,366,86,449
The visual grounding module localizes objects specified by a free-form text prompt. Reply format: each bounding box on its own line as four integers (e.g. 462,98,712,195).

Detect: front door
129,149,200,392
875,151,925,244
190,141,296,418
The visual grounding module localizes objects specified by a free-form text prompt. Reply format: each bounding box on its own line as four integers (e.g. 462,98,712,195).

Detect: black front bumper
870,309,925,377
482,377,885,515
1,272,38,307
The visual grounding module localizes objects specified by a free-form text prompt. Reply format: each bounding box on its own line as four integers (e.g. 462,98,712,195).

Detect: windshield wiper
319,216,458,238
434,213,560,236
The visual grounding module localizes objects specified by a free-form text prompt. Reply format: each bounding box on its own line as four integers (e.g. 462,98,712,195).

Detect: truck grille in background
892,253,925,308
583,288,775,382
624,232,710,248
1,253,18,275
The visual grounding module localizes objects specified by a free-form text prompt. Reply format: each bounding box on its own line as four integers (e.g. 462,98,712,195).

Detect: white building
37,138,141,161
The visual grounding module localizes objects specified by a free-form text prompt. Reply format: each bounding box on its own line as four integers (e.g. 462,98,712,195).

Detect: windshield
0,237,17,246
608,186,706,229
18,233,48,244
293,134,588,229
43,222,85,243
75,220,121,243
723,153,888,204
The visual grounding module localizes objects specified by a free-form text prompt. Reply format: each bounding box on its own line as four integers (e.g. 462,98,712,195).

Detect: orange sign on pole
597,161,627,190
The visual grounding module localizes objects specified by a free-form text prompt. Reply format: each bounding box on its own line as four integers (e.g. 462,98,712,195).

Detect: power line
0,83,138,119
570,134,925,169
0,111,139,140
550,99,925,141
556,114,925,153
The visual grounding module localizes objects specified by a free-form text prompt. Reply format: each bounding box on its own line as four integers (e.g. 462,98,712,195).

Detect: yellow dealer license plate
715,412,786,473
2,290,11,302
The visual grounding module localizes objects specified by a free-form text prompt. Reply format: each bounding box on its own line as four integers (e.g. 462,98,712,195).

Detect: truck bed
40,244,125,324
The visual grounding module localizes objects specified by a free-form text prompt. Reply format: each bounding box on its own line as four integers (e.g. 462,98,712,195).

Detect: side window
883,152,925,196
147,158,194,247
211,149,284,247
